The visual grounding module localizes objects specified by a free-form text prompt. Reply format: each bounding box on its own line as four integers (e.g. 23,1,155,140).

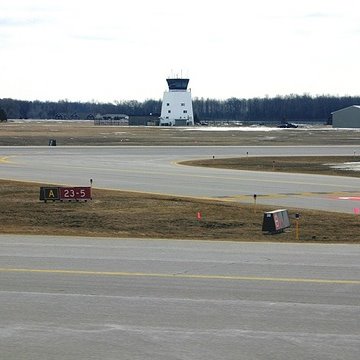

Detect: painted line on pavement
338,196,360,201
0,268,359,285
0,156,12,164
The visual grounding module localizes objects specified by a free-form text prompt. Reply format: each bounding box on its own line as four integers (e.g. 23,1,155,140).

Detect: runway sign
59,187,92,201
262,209,290,234
40,186,92,202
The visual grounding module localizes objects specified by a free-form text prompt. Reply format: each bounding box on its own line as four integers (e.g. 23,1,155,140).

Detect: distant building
94,114,160,126
332,105,360,128
94,113,129,126
128,115,160,126
99,114,129,120
159,78,194,126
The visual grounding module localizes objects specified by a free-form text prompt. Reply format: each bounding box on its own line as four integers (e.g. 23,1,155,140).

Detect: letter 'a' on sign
39,187,60,202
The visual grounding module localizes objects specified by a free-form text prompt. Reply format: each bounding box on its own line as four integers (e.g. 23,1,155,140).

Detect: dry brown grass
181,156,360,178
1,121,360,146
1,179,359,243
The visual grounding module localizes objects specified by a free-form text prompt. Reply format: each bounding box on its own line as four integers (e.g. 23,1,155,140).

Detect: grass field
1,120,360,146
1,179,359,243
1,121,360,242
180,156,360,178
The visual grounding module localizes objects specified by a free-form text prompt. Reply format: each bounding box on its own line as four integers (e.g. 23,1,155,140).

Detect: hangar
332,105,360,128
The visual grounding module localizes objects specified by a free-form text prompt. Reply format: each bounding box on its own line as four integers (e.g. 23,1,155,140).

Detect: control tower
159,78,194,126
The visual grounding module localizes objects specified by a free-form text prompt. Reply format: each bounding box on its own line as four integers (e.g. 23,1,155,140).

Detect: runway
1,234,359,360
1,145,360,213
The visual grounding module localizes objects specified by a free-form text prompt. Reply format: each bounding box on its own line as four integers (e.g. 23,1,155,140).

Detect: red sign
59,187,92,201
273,213,281,230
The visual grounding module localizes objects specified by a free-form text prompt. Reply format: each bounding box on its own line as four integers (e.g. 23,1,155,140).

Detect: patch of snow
327,162,360,172
182,126,282,132
181,125,360,132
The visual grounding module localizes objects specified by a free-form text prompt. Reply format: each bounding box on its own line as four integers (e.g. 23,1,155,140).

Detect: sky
1,0,360,103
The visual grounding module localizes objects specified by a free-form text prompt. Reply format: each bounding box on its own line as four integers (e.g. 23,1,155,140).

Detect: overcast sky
1,0,359,103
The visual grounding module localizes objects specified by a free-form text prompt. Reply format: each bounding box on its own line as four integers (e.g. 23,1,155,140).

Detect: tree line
1,95,359,123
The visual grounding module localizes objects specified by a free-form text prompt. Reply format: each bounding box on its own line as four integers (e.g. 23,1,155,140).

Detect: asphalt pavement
1,146,360,358
1,235,359,360
1,145,360,212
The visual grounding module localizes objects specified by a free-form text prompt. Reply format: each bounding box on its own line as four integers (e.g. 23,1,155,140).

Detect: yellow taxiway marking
0,268,359,285
0,156,12,164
